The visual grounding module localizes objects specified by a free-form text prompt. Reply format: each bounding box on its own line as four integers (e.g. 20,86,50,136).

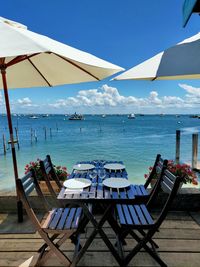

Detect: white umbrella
0,17,124,221
113,32,200,81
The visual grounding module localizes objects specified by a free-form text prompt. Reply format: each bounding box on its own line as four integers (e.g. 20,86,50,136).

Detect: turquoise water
0,114,200,191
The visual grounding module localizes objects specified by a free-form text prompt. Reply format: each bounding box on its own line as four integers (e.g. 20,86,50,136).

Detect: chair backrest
152,169,183,228
40,155,62,198
17,170,49,230
144,154,166,189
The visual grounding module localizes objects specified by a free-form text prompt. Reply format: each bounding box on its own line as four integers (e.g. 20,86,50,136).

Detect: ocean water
0,114,200,191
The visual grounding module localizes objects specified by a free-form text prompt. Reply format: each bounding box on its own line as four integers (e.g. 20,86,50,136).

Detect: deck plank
1,238,200,252
1,252,200,267
0,211,200,266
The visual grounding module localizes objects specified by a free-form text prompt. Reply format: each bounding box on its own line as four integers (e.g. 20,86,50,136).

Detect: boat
42,114,49,117
128,113,135,119
102,114,106,118
189,115,199,118
68,112,84,120
29,115,39,119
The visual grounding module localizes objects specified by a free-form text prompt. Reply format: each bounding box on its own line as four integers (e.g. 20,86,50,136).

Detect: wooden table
57,160,147,266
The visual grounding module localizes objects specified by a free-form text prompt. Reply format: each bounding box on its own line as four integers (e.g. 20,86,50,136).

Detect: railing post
30,128,33,144
3,134,6,154
192,133,198,169
15,127,20,150
44,126,47,140
34,130,37,142
175,130,181,164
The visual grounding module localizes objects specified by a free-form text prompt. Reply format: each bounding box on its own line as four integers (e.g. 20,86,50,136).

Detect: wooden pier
0,211,200,266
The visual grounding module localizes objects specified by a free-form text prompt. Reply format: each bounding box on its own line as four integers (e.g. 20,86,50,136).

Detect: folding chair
40,154,63,199
115,169,183,267
133,154,168,200
17,170,83,266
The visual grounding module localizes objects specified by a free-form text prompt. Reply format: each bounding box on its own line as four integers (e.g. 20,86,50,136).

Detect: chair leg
37,230,72,266
138,229,159,248
38,233,59,253
124,231,167,267
118,227,159,249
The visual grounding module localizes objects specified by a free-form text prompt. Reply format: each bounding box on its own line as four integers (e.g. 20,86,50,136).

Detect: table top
57,160,143,204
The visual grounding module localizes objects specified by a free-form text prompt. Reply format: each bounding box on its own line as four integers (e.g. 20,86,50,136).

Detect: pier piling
15,127,20,149
192,133,198,169
34,130,37,142
44,127,47,140
175,130,180,164
3,134,6,154
30,128,33,144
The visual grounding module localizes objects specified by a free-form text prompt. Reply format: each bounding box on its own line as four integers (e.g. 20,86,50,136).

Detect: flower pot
39,181,62,194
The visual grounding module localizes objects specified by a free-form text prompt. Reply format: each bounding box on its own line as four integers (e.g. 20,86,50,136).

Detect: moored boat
68,112,84,120
128,113,135,119
29,115,39,119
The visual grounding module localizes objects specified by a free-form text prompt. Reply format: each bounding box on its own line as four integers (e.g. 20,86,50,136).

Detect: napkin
64,188,83,195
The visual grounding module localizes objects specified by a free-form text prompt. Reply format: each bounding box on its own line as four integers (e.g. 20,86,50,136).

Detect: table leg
71,203,123,267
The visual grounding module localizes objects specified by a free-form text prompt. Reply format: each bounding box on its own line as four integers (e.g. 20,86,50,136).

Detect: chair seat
42,207,82,233
116,204,154,229
132,185,149,197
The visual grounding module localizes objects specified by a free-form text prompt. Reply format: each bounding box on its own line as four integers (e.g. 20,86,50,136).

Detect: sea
0,114,200,192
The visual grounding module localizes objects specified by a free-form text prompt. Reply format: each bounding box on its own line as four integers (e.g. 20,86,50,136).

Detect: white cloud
178,84,200,106
50,84,191,112
50,84,150,109
17,97,37,107
1,83,199,114
148,91,162,105
179,83,200,97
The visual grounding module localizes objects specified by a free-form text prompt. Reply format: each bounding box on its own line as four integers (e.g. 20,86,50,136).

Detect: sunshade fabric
0,18,124,88
113,32,200,81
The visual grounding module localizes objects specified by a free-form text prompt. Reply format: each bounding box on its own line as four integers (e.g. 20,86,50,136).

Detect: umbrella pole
0,65,23,222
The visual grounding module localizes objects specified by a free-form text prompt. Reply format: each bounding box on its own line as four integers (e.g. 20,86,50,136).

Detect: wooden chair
40,155,63,199
133,154,168,199
17,170,83,266
115,169,183,267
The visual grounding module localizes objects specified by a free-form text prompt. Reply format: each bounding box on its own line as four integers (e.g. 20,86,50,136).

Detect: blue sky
1,0,200,114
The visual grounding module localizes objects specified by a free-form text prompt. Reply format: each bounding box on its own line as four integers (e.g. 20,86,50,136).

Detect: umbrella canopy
113,32,200,81
0,17,124,89
0,17,124,221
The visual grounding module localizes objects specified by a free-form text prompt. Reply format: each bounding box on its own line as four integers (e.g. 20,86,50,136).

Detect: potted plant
145,161,198,189
167,160,198,186
24,159,68,193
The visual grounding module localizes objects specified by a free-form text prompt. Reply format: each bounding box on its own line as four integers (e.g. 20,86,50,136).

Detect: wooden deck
0,211,200,266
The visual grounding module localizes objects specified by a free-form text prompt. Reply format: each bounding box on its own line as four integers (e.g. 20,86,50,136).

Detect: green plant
24,158,68,181
144,161,198,185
